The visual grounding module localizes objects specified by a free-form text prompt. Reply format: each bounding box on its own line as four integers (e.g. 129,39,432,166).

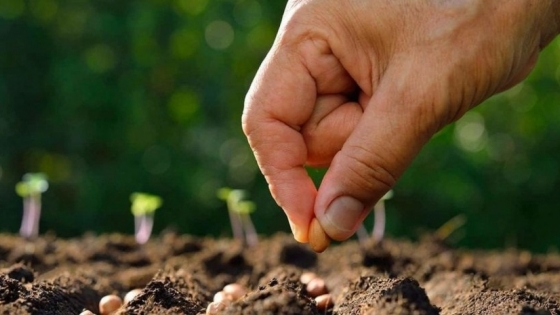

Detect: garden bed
0,232,559,314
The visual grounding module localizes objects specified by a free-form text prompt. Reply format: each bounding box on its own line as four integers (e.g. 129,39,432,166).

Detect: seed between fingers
308,218,331,253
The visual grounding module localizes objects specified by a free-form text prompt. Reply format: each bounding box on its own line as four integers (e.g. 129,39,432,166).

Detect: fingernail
322,196,364,241
289,220,305,243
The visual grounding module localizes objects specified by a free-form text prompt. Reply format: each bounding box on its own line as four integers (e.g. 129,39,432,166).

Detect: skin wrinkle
247,124,307,172
331,2,382,96
302,41,355,94
257,63,314,130
303,100,361,167
342,144,398,197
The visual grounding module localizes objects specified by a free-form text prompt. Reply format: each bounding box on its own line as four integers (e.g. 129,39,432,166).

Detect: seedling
130,192,162,245
15,173,48,239
217,187,258,247
356,190,393,245
372,190,393,242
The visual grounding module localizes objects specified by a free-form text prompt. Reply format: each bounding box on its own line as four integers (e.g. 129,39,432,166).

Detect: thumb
314,64,441,241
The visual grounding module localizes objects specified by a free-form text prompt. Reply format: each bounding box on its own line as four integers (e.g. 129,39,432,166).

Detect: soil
1,231,560,314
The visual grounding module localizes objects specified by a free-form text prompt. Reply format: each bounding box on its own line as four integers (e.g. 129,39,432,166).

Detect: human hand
243,0,560,243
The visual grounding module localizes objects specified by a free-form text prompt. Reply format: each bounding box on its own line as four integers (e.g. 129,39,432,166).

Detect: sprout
15,173,48,239
130,192,162,245
217,187,258,247
372,190,393,243
356,190,393,245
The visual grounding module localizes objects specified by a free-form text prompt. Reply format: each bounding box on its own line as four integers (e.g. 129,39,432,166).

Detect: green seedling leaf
228,189,247,203
217,187,249,206
217,187,232,201
15,173,49,197
234,200,256,215
130,192,163,216
15,182,31,197
217,186,259,246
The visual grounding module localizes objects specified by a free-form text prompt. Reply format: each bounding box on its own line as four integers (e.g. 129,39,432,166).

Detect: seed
315,293,334,311
306,277,328,297
300,272,317,285
99,294,123,315
308,218,330,253
124,289,142,304
222,283,247,301
79,310,96,315
206,301,227,315
213,291,231,303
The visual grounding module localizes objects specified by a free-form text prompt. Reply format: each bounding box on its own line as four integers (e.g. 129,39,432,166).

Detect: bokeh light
205,20,234,50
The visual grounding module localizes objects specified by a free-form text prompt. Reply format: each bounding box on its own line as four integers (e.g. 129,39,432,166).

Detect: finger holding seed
308,217,331,253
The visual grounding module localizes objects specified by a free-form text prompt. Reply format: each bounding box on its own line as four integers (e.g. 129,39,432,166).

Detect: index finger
242,48,317,243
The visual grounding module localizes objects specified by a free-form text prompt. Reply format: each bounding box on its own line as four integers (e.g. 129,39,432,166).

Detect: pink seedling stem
241,213,258,247
227,203,244,242
371,190,393,243
372,201,386,243
15,173,48,239
130,192,162,245
356,190,393,246
134,213,154,245
356,224,369,245
217,187,258,247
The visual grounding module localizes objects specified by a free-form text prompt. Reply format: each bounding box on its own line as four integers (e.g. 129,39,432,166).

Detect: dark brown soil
1,231,560,314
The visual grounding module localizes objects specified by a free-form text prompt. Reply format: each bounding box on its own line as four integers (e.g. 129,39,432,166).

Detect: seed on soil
213,291,231,303
124,288,142,304
222,283,247,300
299,271,317,285
206,301,228,315
308,218,330,253
314,293,333,311
79,310,96,315
99,294,123,315
306,277,327,297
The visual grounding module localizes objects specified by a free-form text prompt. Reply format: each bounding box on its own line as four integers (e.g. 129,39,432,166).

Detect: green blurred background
1,0,560,252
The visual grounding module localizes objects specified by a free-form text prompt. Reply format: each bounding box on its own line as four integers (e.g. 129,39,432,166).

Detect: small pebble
306,277,328,297
300,272,317,285
206,301,227,315
99,294,123,315
124,289,142,304
315,293,334,311
222,283,247,301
